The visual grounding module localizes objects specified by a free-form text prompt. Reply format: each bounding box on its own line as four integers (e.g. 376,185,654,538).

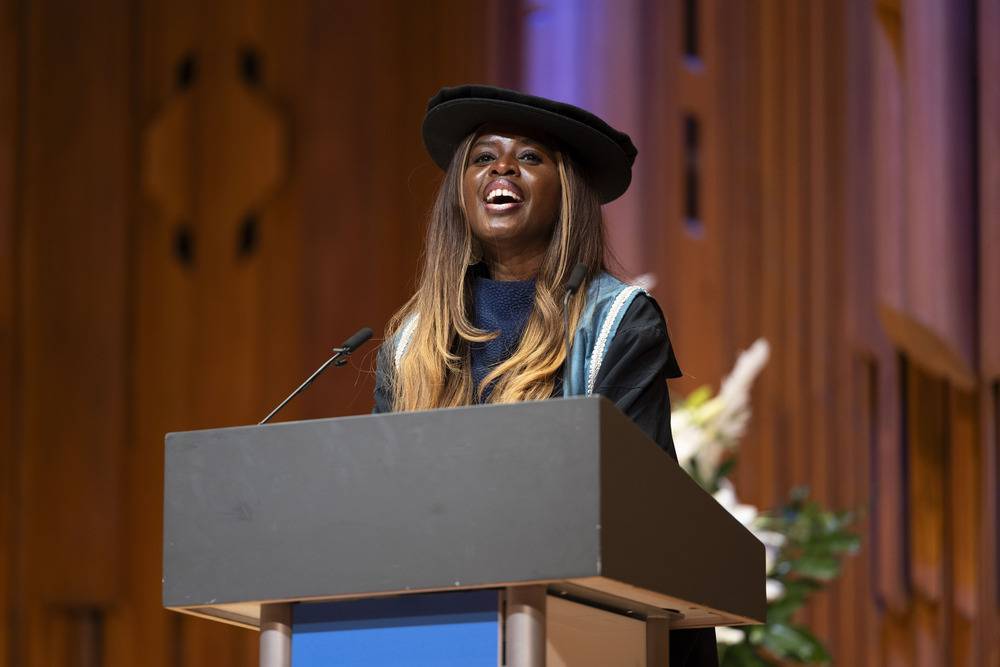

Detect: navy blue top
469,274,537,401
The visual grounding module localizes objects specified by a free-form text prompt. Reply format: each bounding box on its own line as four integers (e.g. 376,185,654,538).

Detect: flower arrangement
671,339,860,665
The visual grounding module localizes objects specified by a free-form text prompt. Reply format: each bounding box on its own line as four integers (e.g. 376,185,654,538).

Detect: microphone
259,326,374,425
562,263,587,398
564,263,587,296
335,327,375,365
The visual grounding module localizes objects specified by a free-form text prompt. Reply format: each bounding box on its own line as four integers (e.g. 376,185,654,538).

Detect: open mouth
483,179,524,211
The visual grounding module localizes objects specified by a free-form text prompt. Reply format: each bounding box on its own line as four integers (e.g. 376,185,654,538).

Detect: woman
374,85,717,665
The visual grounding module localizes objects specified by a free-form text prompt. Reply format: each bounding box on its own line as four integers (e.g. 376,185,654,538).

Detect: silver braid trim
394,315,420,371
585,285,642,395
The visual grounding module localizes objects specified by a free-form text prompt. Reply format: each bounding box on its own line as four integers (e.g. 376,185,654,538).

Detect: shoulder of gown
590,292,682,460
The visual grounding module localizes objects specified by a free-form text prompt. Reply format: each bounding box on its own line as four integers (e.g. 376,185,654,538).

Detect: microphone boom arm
259,327,373,425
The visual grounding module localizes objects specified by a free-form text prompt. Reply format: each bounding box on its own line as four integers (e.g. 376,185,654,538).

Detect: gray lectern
163,396,765,666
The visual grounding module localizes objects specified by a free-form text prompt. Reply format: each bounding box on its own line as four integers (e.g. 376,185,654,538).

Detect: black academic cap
422,84,638,204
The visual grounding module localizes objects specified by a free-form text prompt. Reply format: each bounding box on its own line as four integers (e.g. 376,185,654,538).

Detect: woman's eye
472,153,494,164
519,152,541,163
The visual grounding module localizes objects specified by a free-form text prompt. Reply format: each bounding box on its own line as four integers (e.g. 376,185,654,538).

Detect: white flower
670,409,701,468
715,626,744,645
671,339,785,608
755,529,787,575
766,578,786,601
670,339,771,482
712,479,789,604
714,338,770,442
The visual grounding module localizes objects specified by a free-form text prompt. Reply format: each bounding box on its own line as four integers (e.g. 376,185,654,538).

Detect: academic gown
373,279,718,666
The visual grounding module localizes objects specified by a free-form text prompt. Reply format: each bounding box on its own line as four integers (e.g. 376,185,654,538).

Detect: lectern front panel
164,399,603,607
292,590,500,666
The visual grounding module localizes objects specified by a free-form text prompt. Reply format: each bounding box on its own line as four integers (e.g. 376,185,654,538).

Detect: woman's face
462,131,561,263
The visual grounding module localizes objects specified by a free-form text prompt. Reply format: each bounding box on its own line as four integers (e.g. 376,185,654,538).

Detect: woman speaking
374,85,717,665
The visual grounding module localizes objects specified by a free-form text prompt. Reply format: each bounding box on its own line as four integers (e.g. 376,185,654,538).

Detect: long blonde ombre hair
386,133,606,411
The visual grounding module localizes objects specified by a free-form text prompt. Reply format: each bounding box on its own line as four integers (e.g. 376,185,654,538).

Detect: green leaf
759,623,831,663
714,455,739,482
791,555,842,581
719,641,779,667
767,595,805,624
801,533,861,556
780,579,823,597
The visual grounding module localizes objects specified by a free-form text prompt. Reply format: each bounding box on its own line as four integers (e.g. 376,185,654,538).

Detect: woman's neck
483,246,546,281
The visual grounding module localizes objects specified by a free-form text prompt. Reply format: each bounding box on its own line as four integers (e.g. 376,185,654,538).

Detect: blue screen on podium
292,589,500,666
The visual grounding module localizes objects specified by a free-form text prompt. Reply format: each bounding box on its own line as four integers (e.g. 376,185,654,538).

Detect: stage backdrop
2,1,998,666
0,1,519,665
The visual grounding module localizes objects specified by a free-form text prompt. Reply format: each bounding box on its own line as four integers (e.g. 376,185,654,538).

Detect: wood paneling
12,1,134,665
983,0,1000,382
979,1,1000,663
878,0,977,390
3,1,507,665
0,2,19,666
907,367,949,667
638,0,991,663
870,3,912,616
950,388,980,665
649,0,730,409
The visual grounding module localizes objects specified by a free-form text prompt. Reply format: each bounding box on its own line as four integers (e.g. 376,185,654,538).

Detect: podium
163,396,765,665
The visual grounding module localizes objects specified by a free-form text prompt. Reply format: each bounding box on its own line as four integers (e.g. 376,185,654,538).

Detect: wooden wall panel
846,357,882,666
0,2,18,666
133,51,289,667
869,1,985,662
637,0,989,663
12,1,134,665
649,0,730,408
838,5,885,661
870,2,912,616
842,4,898,659
878,0,977,389
715,0,762,370
979,1,1000,663
950,388,980,665
814,0,848,647
2,1,506,666
983,0,1000,381
119,3,207,665
130,1,505,665
751,0,791,512
907,367,949,664
639,0,680,372
713,0,767,511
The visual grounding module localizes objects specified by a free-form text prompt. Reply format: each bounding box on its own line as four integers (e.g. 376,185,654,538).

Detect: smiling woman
372,85,716,664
